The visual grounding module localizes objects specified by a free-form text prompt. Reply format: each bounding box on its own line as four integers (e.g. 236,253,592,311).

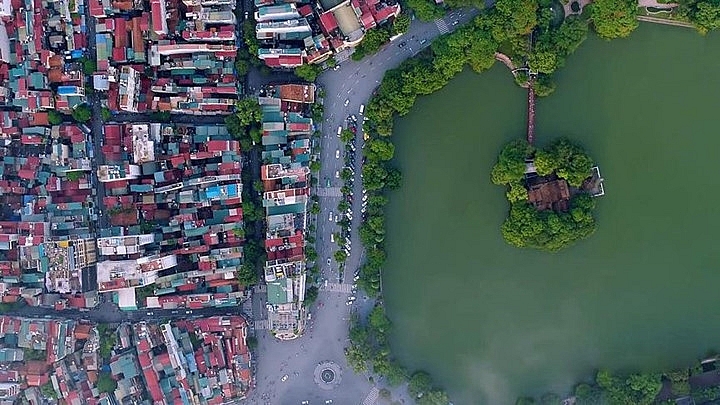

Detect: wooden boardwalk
527,81,536,145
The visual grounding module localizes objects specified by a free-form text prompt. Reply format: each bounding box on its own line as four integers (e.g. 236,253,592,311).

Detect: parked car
329,212,333,222
344,99,349,107
281,375,289,382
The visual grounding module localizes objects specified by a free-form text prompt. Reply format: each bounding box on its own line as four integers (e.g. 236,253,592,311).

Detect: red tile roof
319,12,338,35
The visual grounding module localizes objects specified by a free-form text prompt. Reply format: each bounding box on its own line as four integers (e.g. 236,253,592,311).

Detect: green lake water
383,23,720,404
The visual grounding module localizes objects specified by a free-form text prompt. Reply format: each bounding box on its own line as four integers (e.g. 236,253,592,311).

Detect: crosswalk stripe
362,387,379,405
320,283,353,293
254,319,270,330
435,19,449,34
317,187,343,197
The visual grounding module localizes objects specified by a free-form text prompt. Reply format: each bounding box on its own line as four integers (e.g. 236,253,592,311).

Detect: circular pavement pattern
314,361,342,390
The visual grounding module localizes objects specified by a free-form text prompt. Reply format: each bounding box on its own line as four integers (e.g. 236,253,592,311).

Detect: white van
330,233,335,243
359,104,365,114
337,126,342,136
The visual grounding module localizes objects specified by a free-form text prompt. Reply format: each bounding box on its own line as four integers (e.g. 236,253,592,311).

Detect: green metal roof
267,280,289,305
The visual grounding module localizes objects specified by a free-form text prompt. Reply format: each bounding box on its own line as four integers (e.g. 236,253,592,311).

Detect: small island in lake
491,138,604,251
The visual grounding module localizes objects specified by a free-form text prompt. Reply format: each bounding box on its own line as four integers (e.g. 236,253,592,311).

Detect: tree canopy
534,138,594,187
97,372,117,394
596,370,662,405
406,0,445,21
680,0,720,34
48,110,63,125
352,28,391,60
492,139,597,251
294,64,322,82
500,196,597,251
589,0,639,39
234,98,262,127
531,16,589,75
392,14,411,35
490,140,534,185
71,104,92,123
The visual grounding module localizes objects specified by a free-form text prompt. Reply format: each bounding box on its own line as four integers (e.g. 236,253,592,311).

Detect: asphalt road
4,299,248,324
249,8,480,405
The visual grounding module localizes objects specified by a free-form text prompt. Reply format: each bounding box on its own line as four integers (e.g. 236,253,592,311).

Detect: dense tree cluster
501,195,596,251
490,139,533,185
679,0,720,34
492,139,597,251
596,370,662,404
529,10,589,94
520,362,720,405
588,0,639,39
407,0,445,21
534,138,594,187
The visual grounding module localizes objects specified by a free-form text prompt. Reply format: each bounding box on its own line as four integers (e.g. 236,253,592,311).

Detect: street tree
392,14,411,35
408,371,433,398
334,250,347,263
340,129,355,143
234,98,262,127
48,110,63,125
294,64,322,82
71,104,92,123
406,0,445,21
